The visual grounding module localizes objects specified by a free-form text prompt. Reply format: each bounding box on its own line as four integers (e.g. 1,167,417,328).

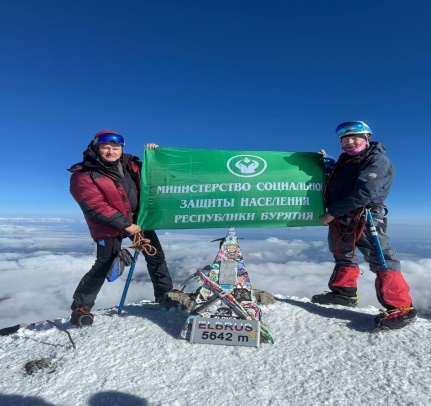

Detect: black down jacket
324,141,394,217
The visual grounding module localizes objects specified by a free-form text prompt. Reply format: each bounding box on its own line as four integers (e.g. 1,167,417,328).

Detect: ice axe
118,250,140,315
366,209,387,269
117,232,157,315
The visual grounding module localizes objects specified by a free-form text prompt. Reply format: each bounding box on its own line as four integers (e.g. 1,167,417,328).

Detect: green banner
138,147,325,229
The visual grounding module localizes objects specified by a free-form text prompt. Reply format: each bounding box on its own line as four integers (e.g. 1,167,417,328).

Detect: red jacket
68,147,142,240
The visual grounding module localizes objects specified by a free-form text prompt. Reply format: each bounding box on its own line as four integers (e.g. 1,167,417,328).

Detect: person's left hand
319,214,335,225
145,143,159,150
320,149,335,175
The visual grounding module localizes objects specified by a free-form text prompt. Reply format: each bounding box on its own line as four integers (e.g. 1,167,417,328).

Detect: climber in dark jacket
67,131,173,326
312,121,416,330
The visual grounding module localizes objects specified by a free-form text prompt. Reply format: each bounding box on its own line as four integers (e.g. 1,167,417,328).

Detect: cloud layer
0,219,430,329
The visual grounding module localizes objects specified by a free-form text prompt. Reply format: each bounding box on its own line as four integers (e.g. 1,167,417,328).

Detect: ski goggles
93,133,125,146
336,121,372,138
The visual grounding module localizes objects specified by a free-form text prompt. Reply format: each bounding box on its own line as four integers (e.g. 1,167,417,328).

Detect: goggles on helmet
93,132,125,146
336,121,372,138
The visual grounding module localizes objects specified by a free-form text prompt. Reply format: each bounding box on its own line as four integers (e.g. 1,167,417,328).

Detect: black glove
106,249,136,282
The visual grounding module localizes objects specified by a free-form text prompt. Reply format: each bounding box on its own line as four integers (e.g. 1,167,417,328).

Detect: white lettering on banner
260,212,314,220
157,182,321,195
157,183,251,194
173,212,315,223
240,197,309,206
180,198,235,209
174,213,256,223
256,182,322,191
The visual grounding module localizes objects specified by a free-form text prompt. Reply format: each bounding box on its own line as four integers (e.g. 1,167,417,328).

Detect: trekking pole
366,209,387,269
118,250,140,315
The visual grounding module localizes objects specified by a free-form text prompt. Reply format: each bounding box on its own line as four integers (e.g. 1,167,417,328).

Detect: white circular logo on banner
227,155,268,178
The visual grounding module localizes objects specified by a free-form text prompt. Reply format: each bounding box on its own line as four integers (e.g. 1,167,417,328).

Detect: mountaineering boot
70,307,94,327
311,292,359,307
374,307,417,330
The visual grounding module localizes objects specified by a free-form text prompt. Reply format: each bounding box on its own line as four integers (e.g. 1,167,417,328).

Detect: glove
106,249,136,282
323,153,335,175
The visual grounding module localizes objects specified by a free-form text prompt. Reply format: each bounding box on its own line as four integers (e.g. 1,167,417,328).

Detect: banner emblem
226,155,267,178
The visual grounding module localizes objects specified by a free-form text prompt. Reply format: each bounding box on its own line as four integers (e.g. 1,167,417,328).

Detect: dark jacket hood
67,143,139,173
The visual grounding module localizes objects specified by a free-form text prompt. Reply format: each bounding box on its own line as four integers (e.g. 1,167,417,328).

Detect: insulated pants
327,211,412,310
71,230,173,310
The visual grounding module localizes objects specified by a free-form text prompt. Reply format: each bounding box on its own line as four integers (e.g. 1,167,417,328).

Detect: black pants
71,230,173,310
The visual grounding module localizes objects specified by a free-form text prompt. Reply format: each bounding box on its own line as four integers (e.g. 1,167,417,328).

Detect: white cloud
0,219,430,329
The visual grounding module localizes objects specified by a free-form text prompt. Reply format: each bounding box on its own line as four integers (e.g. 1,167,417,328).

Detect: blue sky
1,0,430,224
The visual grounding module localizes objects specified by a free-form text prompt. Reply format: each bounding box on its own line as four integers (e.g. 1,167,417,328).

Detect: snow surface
1,297,430,406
